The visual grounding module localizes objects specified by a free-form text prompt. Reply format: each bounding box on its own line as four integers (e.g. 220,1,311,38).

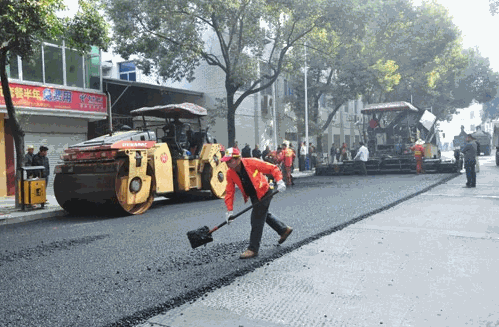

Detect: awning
130,103,208,119
103,78,204,116
361,101,419,114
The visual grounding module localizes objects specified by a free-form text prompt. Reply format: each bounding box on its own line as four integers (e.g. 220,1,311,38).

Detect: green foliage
490,0,499,15
282,0,499,140
0,0,109,56
482,92,499,121
103,0,328,144
65,0,111,53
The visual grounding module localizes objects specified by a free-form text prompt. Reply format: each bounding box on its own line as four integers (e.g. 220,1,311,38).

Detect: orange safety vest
225,158,283,211
278,148,295,167
411,144,425,158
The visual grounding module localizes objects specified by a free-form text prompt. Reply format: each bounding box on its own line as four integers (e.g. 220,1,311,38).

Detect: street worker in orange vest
222,147,293,259
278,142,296,186
411,139,425,174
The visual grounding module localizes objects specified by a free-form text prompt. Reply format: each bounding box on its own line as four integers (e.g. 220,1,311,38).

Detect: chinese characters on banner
0,83,107,113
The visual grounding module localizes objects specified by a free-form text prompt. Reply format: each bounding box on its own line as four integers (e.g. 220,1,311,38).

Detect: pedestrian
299,141,306,171
32,146,50,189
289,143,296,179
475,140,480,173
241,143,252,158
353,141,369,175
461,134,477,188
274,146,283,167
222,147,293,259
261,145,271,162
278,142,296,186
410,139,425,174
252,144,262,159
309,143,317,170
339,143,351,162
24,145,35,167
330,143,337,164
234,141,239,151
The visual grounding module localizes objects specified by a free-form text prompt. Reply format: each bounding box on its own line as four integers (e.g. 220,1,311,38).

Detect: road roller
54,103,227,215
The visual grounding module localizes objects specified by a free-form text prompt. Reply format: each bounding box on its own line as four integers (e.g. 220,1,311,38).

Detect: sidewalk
138,156,499,327
0,191,66,226
0,170,316,226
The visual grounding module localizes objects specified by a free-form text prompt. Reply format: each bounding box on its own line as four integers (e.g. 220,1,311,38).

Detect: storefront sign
0,83,107,113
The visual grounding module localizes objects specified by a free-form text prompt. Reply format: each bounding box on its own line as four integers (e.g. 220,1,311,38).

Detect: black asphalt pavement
0,172,457,327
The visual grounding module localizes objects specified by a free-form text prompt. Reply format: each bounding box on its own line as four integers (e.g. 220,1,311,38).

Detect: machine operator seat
161,121,191,156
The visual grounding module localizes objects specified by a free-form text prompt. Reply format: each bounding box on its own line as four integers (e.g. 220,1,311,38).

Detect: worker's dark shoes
239,249,258,259
278,227,293,244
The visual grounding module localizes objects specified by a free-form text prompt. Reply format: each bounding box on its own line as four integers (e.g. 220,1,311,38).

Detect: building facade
0,41,107,196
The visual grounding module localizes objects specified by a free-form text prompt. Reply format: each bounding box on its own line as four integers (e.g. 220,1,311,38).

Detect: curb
0,209,67,226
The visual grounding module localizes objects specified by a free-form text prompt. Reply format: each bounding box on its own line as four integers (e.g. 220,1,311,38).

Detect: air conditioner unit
261,95,273,116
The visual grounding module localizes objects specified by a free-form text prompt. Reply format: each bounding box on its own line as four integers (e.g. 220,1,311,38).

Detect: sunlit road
0,172,457,327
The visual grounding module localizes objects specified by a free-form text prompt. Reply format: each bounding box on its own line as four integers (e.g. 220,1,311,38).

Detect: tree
283,0,410,151
0,0,109,204
103,0,337,146
379,3,499,120
282,0,369,151
490,0,499,15
283,0,499,151
482,90,499,122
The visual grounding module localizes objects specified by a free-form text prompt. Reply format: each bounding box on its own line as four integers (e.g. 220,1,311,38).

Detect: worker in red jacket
411,139,425,174
222,147,293,259
278,142,296,186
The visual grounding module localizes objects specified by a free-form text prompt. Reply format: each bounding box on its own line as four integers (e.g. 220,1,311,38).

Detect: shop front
1,82,107,196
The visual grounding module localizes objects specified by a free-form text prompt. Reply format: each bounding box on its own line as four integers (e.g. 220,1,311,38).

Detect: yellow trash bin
19,166,47,210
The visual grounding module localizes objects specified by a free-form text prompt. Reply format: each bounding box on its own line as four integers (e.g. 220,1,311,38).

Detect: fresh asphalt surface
0,172,457,327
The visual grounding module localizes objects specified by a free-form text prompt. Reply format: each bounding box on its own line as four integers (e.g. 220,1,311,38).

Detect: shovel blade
187,226,214,249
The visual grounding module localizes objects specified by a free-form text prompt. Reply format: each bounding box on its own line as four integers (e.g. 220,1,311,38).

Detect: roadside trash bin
18,166,46,211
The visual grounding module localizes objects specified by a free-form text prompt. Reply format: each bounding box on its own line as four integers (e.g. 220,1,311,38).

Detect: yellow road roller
54,103,227,215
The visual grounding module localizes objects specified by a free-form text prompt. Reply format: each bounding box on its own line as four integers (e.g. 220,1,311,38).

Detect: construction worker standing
278,142,296,186
411,139,425,174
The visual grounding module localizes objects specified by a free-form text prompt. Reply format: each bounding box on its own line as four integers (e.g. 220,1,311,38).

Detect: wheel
200,144,227,198
54,159,156,216
114,160,156,215
210,163,227,198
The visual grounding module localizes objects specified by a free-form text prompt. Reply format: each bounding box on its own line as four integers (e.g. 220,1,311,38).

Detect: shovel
187,190,279,249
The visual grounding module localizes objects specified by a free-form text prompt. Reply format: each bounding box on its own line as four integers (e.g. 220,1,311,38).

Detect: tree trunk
1,49,25,208
316,133,323,154
226,93,236,147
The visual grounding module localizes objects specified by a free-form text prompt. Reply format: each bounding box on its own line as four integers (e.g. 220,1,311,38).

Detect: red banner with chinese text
0,82,107,113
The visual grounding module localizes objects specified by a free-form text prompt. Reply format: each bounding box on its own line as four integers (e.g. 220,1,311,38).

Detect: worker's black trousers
248,190,287,253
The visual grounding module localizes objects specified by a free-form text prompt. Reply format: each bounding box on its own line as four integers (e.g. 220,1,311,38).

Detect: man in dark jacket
241,144,252,158
24,145,35,167
32,146,50,188
330,144,337,164
252,144,262,159
261,146,270,162
461,134,477,188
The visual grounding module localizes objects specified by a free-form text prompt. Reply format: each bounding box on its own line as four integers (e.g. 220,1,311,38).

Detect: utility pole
272,78,278,148
304,42,309,159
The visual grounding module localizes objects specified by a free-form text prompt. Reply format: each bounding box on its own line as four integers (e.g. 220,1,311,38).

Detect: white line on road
422,193,499,199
